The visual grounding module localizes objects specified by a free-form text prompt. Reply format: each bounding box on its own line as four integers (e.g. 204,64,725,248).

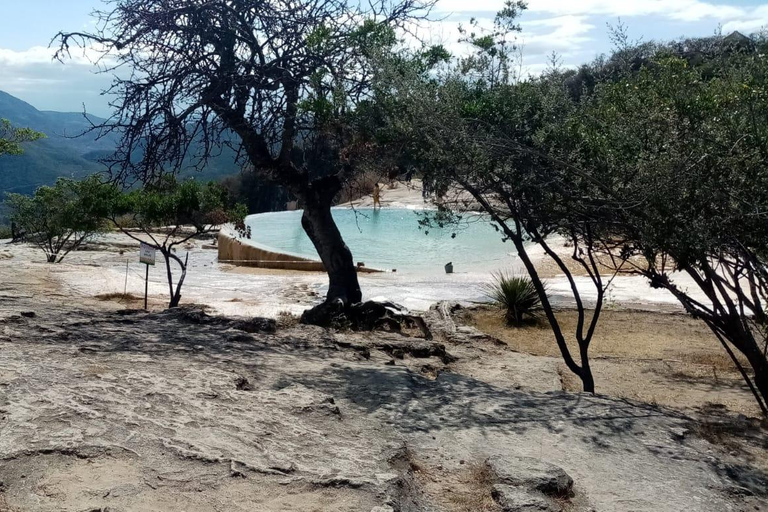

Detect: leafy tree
372,3,618,392
56,0,432,314
569,36,768,413
6,176,111,262
107,179,247,308
0,119,45,157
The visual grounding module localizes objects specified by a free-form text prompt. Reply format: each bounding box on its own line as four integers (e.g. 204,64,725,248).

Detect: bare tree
56,0,432,311
106,178,247,308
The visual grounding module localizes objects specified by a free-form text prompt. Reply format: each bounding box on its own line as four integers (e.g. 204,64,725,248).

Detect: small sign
140,242,156,266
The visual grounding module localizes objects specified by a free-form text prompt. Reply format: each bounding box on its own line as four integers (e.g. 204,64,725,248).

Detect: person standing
405,168,414,189
373,183,381,209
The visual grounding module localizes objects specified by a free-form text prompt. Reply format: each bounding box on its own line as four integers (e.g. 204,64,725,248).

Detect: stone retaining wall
217,231,380,273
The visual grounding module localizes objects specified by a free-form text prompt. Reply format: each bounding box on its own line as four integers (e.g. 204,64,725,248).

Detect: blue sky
1,0,767,117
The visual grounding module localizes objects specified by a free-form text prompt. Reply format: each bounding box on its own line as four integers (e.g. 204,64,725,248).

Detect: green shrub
484,272,543,326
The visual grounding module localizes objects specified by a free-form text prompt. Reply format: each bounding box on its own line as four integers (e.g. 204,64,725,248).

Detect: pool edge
217,229,382,273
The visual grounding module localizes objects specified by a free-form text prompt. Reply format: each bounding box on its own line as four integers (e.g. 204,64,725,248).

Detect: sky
0,0,767,118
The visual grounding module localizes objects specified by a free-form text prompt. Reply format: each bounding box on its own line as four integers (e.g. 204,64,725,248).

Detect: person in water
372,183,381,208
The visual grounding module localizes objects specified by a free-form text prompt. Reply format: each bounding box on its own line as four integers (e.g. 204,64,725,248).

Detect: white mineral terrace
0,180,706,318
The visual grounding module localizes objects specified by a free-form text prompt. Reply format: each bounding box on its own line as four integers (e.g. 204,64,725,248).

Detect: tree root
300,299,433,340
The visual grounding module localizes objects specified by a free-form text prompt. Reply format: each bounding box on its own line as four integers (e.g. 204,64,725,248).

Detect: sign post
139,242,156,310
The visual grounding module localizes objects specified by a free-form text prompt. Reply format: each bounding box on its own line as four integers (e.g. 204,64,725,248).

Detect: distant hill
0,90,241,196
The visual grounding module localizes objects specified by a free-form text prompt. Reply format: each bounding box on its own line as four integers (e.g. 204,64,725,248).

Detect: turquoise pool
244,208,516,274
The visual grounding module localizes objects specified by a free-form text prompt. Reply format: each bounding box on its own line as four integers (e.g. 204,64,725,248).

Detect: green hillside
0,90,241,196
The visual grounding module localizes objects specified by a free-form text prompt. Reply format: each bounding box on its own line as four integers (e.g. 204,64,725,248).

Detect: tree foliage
377,0,768,407
56,0,434,310
566,34,768,414
375,7,768,409
108,178,246,308
6,176,111,262
0,119,45,157
372,3,614,393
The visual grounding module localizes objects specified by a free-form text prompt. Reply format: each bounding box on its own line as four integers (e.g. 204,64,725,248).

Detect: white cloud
722,18,768,34
435,0,747,21
409,13,594,58
0,44,111,67
0,45,115,116
428,0,768,80
521,15,594,55
721,5,768,34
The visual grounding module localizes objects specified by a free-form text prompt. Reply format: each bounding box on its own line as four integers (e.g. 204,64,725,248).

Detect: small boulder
234,376,254,391
492,485,562,512
487,455,573,497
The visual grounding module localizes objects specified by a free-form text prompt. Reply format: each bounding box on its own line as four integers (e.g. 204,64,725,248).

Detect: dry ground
1,239,768,511
464,307,762,417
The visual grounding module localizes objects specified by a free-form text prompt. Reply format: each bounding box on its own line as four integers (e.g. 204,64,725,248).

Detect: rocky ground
1,266,767,511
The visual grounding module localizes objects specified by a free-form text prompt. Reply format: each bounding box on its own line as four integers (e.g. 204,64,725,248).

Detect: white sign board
139,242,156,266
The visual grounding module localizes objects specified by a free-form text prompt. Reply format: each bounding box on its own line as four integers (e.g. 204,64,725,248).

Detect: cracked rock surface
0,287,767,510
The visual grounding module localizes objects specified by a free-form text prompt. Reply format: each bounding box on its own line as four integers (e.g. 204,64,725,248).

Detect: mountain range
0,90,240,196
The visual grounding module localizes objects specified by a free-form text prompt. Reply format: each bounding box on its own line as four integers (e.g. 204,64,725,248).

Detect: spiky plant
484,272,543,326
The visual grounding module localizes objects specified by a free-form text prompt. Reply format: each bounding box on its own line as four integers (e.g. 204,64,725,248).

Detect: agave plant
484,272,543,326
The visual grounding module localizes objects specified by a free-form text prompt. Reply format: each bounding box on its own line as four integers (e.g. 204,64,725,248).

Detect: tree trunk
736,328,768,411
300,177,361,305
162,249,175,308
169,252,189,309
579,344,595,393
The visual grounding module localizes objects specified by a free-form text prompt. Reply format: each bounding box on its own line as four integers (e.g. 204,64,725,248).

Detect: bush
484,272,543,326
5,176,113,263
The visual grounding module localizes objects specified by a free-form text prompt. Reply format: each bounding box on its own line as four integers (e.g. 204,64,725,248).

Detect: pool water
244,208,517,274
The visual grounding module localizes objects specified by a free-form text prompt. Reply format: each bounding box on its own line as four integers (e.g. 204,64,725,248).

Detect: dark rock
718,462,768,497
315,476,366,488
492,485,562,512
227,333,255,343
158,306,276,333
230,318,276,334
20,311,35,318
235,376,254,391
378,340,456,364
487,455,573,497
300,299,347,328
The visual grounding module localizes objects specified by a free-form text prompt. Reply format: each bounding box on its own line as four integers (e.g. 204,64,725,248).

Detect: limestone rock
492,485,562,512
487,455,573,497
424,302,503,345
